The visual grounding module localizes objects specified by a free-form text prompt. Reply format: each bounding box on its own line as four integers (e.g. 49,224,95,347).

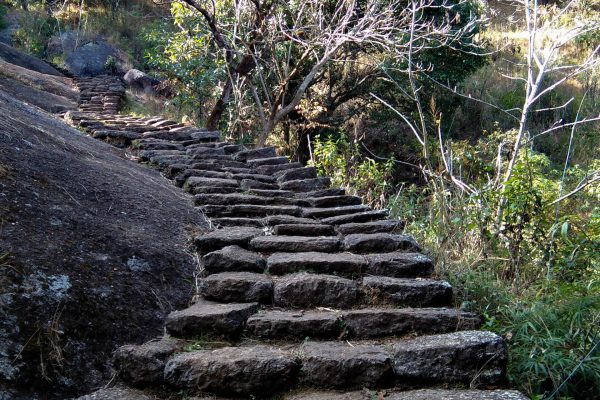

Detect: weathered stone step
362,276,452,307
193,193,308,207
337,220,403,235
266,251,366,275
280,177,331,192
285,389,528,400
115,332,506,396
365,252,433,277
203,245,265,273
273,223,335,236
305,195,362,207
246,188,296,198
211,217,264,227
233,146,277,161
165,300,259,337
275,166,317,182
295,187,346,198
240,178,280,190
247,156,290,167
199,204,302,218
264,215,320,226
256,161,303,175
133,139,184,150
164,345,298,396
250,235,341,253
246,307,479,340
302,205,371,219
175,169,230,186
195,227,264,253
274,272,358,308
230,172,276,183
198,272,273,303
343,233,421,254
321,210,389,225
184,176,239,193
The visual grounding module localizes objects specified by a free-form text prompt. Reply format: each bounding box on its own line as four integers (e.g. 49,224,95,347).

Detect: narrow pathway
66,76,527,400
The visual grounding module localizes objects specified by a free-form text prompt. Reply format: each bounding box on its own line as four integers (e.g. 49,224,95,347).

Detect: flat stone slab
246,189,296,198
198,272,273,303
164,345,298,396
184,176,239,193
246,310,341,339
273,224,335,236
246,156,290,167
366,252,433,277
295,188,346,198
211,217,265,228
275,166,317,182
267,252,367,275
165,300,259,337
302,205,371,219
274,273,359,308
300,342,393,389
194,193,302,207
256,162,303,175
195,227,264,253
343,233,421,254
203,245,266,273
264,215,320,225
337,220,403,235
305,195,362,208
321,210,389,225
233,147,277,161
362,276,453,307
385,389,529,400
393,330,507,386
250,235,341,253
240,178,279,190
113,337,186,385
201,204,302,218
342,308,481,338
280,177,331,192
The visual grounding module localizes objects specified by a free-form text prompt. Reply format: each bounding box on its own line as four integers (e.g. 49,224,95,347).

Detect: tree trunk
207,79,233,131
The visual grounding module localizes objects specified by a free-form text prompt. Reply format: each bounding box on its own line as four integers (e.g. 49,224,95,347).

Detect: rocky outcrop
0,77,206,398
62,75,527,400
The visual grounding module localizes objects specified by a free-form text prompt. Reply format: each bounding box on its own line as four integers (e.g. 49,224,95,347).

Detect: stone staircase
66,76,527,400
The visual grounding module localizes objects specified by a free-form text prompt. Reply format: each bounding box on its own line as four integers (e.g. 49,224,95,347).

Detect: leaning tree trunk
206,79,233,131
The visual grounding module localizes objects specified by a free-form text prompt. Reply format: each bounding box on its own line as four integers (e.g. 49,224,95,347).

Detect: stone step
211,217,265,228
256,161,303,175
266,252,367,276
273,223,335,236
195,227,264,253
193,193,308,207
295,187,346,198
343,233,421,253
275,166,317,182
280,177,331,192
164,345,298,396
365,252,433,277
230,173,276,183
240,178,279,190
337,220,403,235
321,210,389,225
246,307,479,340
302,205,371,219
233,146,277,161
305,195,362,208
199,204,302,218
250,235,341,253
184,176,239,193
264,215,320,226
198,272,273,303
274,272,358,308
362,276,452,307
177,169,231,186
246,156,290,167
203,245,266,273
246,188,296,198
133,139,184,151
165,300,259,337
284,389,528,400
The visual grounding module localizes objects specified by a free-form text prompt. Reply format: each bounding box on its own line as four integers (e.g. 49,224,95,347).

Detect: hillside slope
0,53,207,398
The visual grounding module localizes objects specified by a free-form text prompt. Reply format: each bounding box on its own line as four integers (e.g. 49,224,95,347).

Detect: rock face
63,39,123,77
0,89,206,398
123,69,160,94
